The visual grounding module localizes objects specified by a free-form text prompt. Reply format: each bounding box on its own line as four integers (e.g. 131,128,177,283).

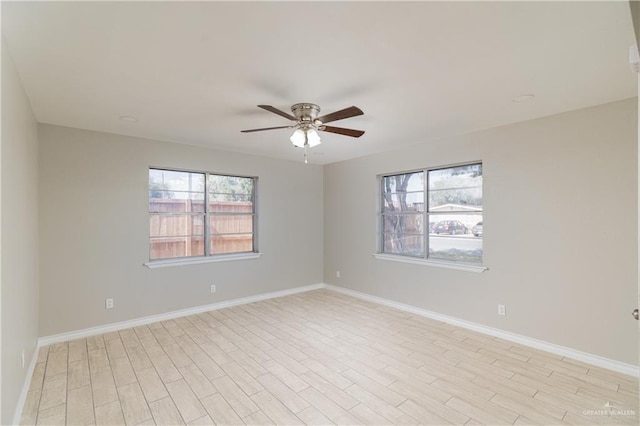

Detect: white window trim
149,167,258,262
372,253,487,273
144,252,263,269
376,162,485,269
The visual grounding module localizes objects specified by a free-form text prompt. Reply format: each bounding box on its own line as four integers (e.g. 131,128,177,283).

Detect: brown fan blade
321,126,365,138
316,106,363,124
257,105,296,121
241,125,292,133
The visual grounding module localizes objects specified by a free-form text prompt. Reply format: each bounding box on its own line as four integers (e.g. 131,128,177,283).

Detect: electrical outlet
21,350,25,369
498,304,506,316
105,298,114,309
210,284,217,294
336,271,341,278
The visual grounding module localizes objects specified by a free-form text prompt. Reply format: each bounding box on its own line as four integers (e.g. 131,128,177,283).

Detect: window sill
144,252,263,269
372,253,487,273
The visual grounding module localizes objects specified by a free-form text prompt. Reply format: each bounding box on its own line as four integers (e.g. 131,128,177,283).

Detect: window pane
149,169,205,192
209,171,254,254
210,214,253,235
210,234,253,254
149,214,205,238
382,172,424,213
428,164,482,210
429,214,482,264
209,175,254,214
150,236,205,260
382,213,424,256
149,169,205,214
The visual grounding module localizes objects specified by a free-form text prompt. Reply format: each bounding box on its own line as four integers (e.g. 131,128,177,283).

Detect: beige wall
1,40,40,424
324,98,638,364
38,125,323,336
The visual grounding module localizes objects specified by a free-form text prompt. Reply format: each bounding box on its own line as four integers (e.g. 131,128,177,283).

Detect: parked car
429,222,437,233
434,220,468,235
472,221,483,237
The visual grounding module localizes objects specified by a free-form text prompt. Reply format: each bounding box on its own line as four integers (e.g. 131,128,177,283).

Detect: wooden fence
150,199,253,259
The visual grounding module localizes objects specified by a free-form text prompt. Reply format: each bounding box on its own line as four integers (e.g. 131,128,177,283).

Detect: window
149,168,256,261
379,163,483,265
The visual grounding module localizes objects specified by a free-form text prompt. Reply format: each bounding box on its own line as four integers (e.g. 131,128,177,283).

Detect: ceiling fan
241,103,365,163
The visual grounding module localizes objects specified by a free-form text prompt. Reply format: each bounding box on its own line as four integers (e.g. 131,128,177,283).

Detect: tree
149,180,173,199
429,175,482,207
429,164,482,207
383,174,416,254
209,175,253,201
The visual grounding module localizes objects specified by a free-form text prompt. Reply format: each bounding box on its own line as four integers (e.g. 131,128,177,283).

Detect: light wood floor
21,289,639,425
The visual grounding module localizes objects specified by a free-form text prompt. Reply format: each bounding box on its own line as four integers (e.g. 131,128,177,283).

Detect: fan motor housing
291,103,320,122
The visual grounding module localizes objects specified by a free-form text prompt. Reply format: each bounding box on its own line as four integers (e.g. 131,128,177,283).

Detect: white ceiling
2,1,637,165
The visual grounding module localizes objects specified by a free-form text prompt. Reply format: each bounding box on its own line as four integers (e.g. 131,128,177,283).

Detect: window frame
376,161,486,272
147,167,258,264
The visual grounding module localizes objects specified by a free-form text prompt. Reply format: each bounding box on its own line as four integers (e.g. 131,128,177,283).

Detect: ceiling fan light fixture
307,129,321,147
290,129,306,147
242,103,363,162
290,128,322,148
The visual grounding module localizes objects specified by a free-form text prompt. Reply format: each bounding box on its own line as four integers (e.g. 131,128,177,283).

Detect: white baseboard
35,280,640,380
18,280,639,425
324,284,639,377
38,283,324,346
12,345,39,425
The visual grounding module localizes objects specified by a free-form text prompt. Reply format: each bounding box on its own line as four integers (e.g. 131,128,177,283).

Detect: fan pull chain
304,132,309,164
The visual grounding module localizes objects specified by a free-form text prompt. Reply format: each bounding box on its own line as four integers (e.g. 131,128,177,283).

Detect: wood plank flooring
20,290,639,425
